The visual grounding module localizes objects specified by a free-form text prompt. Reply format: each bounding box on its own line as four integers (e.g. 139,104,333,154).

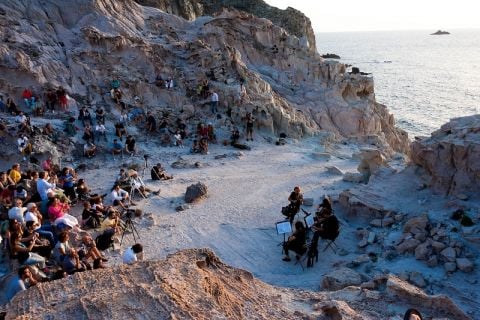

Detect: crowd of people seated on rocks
0,158,155,302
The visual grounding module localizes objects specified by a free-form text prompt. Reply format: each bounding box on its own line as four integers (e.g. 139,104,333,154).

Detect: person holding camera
286,186,303,224
282,221,307,261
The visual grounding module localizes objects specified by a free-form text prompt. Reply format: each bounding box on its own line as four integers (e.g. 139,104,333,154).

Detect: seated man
81,201,102,229
109,184,131,208
17,134,32,161
190,139,200,154
83,142,97,158
114,122,127,140
111,139,123,159
151,163,173,180
100,209,122,233
79,234,107,269
115,168,129,186
282,221,307,261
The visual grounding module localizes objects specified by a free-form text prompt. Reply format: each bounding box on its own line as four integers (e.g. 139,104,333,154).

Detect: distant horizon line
315,27,480,33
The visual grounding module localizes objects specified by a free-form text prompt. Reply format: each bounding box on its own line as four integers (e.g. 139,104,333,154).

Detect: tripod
120,213,140,246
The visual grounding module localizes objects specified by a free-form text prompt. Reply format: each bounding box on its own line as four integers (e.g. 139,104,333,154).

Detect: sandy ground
72,131,479,316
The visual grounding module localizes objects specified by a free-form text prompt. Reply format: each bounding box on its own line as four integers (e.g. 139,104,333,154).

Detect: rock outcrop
411,115,480,195
0,0,408,153
5,249,470,319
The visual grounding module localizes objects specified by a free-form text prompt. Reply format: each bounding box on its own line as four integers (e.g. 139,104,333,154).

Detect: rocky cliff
0,0,408,153
135,0,317,53
411,115,480,195
5,249,470,319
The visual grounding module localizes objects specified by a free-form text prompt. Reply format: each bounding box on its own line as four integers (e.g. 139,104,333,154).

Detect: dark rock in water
185,182,208,203
321,53,341,59
431,30,450,35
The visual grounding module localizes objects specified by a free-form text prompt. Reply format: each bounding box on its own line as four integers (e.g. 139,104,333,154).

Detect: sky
264,0,480,32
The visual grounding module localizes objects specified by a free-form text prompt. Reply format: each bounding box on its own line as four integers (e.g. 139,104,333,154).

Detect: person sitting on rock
82,124,94,143
79,234,107,269
95,122,107,142
155,74,165,87
199,137,209,155
83,142,97,158
109,184,131,209
6,97,20,115
146,112,156,134
207,123,216,143
123,243,143,265
95,106,106,124
76,179,90,200
22,88,35,109
125,135,136,156
43,123,58,143
110,88,122,104
151,163,173,180
9,163,22,185
44,88,57,113
56,86,68,111
78,106,93,127
81,201,102,229
111,139,123,159
173,130,183,148
282,221,307,261
100,209,122,233
190,139,200,154
17,134,32,161
64,117,77,137
114,121,127,140
230,127,240,144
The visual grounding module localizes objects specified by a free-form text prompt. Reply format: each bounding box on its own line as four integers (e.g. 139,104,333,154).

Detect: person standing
287,186,303,225
210,91,219,115
245,112,255,141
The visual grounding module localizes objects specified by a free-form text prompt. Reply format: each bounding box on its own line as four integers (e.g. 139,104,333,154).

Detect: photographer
286,186,303,224
282,221,307,261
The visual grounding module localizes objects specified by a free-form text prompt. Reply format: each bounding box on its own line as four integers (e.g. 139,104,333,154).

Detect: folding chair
323,228,340,254
129,179,146,200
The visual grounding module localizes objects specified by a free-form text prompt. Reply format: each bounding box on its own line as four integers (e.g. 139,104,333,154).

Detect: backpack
95,229,115,251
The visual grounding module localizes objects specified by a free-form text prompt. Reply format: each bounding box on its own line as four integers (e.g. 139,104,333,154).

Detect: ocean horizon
316,29,480,137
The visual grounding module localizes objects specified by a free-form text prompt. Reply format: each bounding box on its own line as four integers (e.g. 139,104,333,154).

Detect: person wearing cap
8,198,27,224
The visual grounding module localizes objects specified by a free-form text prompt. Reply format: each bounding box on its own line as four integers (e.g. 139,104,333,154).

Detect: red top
22,89,32,99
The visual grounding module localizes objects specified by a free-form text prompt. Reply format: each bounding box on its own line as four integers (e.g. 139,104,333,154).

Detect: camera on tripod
143,154,149,160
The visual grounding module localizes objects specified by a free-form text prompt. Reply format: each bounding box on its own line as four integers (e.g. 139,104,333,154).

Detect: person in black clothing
78,107,93,127
282,221,307,261
146,112,156,133
125,135,136,156
311,205,339,244
151,163,173,180
245,112,254,141
95,107,106,125
287,186,303,225
81,201,102,229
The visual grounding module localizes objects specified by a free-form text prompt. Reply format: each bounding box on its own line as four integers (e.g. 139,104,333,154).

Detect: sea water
316,29,480,136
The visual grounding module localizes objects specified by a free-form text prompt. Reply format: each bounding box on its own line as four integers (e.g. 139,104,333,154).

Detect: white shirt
8,207,26,224
17,137,28,151
95,124,106,133
211,92,219,102
37,178,55,201
110,188,128,204
122,247,137,264
15,114,26,123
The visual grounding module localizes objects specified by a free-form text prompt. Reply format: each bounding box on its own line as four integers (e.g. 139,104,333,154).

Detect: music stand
276,220,292,254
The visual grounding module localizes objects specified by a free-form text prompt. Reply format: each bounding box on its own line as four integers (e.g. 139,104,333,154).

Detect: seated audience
111,139,123,159
84,142,97,158
3,266,37,302
151,163,173,180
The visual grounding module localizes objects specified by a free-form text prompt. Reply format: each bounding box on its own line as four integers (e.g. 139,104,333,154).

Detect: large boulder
411,115,480,195
185,182,208,203
321,267,363,291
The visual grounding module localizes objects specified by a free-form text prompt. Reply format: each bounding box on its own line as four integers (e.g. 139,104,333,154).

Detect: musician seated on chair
282,221,307,262
311,202,339,244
